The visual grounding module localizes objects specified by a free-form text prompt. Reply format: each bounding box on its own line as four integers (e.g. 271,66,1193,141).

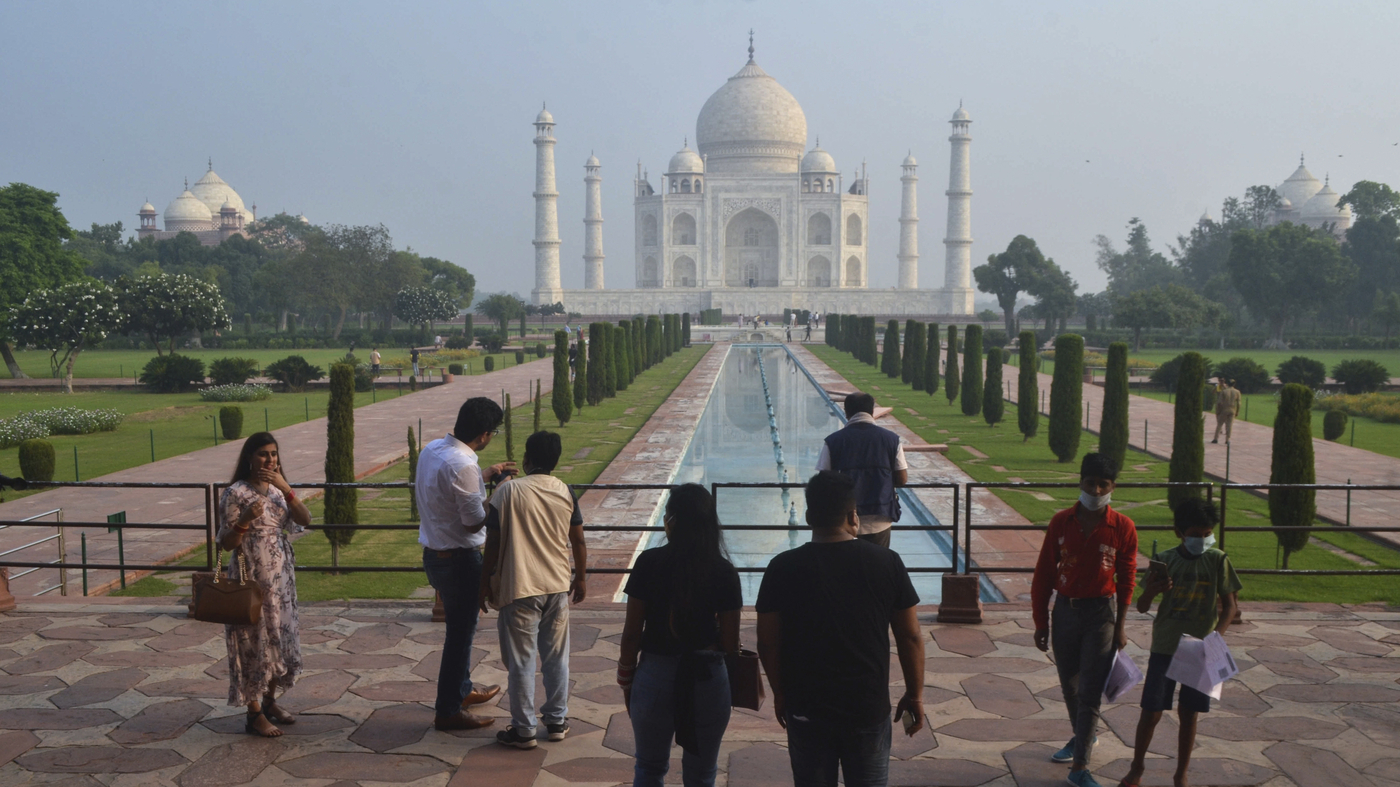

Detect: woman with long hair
218,432,311,737
618,484,741,787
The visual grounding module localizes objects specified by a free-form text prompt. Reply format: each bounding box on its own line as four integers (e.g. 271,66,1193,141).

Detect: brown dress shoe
462,684,502,707
434,711,495,731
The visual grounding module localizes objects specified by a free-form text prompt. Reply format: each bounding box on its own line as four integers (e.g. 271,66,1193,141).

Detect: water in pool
644,345,956,603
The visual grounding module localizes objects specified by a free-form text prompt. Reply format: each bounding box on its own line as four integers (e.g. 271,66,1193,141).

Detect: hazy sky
4,1,1398,303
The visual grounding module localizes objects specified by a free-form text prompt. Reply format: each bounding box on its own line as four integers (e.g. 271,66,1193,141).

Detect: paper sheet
1102,648,1144,703
1164,632,1238,699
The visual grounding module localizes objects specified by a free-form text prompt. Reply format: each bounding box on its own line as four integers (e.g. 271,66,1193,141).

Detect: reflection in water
647,345,955,603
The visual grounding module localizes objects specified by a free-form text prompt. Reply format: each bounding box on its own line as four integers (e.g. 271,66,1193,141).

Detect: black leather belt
1059,595,1113,608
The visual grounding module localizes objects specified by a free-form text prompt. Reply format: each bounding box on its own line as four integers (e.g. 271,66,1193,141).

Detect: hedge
945,325,960,405
18,439,55,483
323,363,359,562
905,322,927,392
1270,383,1316,568
882,320,902,378
1168,352,1206,509
218,406,243,440
961,325,983,416
1048,334,1083,462
1322,409,1347,441
1099,342,1130,473
925,323,941,395
1018,330,1039,441
552,330,572,427
983,347,1004,426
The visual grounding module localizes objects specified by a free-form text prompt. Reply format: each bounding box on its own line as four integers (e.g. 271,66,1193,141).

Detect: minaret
583,154,604,290
898,152,919,289
943,103,973,292
532,105,563,305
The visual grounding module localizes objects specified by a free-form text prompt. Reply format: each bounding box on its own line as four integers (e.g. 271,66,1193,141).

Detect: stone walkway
0,599,1396,786
0,358,555,596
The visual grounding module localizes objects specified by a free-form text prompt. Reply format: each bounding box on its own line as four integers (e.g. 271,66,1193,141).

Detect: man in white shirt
815,392,908,548
417,397,516,730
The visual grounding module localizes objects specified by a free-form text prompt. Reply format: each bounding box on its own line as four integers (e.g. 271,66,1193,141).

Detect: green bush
882,320,902,378
587,323,607,405
983,348,1004,426
552,330,573,427
445,336,472,350
612,324,628,392
1276,355,1327,389
1332,359,1390,394
323,363,358,564
962,325,984,416
448,363,463,375
264,355,324,393
219,406,243,440
1018,330,1039,441
1150,353,1214,392
1323,409,1347,441
481,333,505,353
1168,352,1207,509
483,356,495,372
924,322,941,395
208,357,259,386
945,325,961,405
409,375,417,391
901,319,917,384
1214,357,1271,394
503,392,515,462
574,329,589,408
827,314,841,348
1048,334,1083,462
535,343,546,358
1270,383,1315,568
407,426,419,521
682,312,691,346
18,439,55,484
904,322,927,391
140,354,207,393
512,350,523,365
1099,342,1130,472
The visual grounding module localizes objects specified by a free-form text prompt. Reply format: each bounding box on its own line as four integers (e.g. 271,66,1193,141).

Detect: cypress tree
1270,383,1315,568
862,317,878,366
905,322,926,391
1098,342,1130,473
647,315,662,366
962,324,984,416
463,314,473,341
619,321,635,387
682,312,691,347
671,313,682,353
586,323,605,405
323,363,358,566
1018,330,1039,441
573,330,588,410
1168,351,1206,509
945,325,961,405
610,324,624,394
503,393,515,461
883,319,902,378
828,314,840,347
984,347,1005,426
533,379,543,432
552,330,572,427
1048,333,1084,462
925,322,941,395
901,319,917,384
407,426,419,521
601,322,616,398
633,317,645,374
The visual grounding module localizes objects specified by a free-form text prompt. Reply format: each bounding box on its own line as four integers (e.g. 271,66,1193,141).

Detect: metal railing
1219,482,1400,575
0,509,66,596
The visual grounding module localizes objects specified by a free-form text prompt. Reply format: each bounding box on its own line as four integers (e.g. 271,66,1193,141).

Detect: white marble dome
164,189,213,229
191,169,252,223
668,145,703,173
1278,161,1323,212
801,145,836,173
952,105,971,122
1302,182,1350,221
585,154,600,168
903,153,918,167
536,107,554,125
695,59,807,174
139,202,156,213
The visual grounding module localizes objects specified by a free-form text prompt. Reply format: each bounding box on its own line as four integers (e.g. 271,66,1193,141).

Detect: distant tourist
1211,378,1239,444
1122,497,1241,787
785,325,792,343
757,471,925,787
370,348,381,377
480,431,588,749
618,484,741,787
804,321,812,341
416,398,513,730
219,432,312,738
411,347,421,378
816,392,907,548
1031,452,1138,787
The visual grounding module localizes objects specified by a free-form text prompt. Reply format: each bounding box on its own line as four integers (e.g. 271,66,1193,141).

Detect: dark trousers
1051,595,1116,767
422,547,483,717
785,712,892,787
857,529,891,549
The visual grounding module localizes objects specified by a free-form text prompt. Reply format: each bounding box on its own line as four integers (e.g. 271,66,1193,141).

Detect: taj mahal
531,38,976,317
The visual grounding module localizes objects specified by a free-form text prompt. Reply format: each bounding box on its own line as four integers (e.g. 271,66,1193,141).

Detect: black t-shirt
755,539,920,724
624,544,742,656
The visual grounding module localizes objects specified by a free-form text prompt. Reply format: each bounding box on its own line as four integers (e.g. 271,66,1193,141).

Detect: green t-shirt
1150,545,1243,655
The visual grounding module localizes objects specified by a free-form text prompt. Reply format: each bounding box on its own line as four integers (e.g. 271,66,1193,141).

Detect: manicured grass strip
809,345,1400,604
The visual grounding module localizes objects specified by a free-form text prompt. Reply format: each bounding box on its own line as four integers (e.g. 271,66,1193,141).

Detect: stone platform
0,600,1396,786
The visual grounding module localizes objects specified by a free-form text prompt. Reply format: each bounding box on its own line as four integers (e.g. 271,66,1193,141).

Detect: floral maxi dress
219,481,302,706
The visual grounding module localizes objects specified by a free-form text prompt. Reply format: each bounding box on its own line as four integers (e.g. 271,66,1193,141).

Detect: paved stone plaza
0,600,1397,786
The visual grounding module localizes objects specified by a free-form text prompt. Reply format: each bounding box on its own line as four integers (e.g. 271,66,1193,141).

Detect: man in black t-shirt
756,471,925,787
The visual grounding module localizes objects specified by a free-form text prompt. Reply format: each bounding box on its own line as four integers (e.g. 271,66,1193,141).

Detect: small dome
668,145,703,174
585,154,600,168
1302,182,1348,219
139,202,156,213
191,168,253,223
952,105,971,122
1277,196,1293,210
801,146,836,173
1278,159,1323,211
164,189,213,227
535,107,554,124
298,214,310,224
903,153,918,167
220,198,238,213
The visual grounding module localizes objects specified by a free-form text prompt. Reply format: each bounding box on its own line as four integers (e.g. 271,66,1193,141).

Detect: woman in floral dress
219,432,311,737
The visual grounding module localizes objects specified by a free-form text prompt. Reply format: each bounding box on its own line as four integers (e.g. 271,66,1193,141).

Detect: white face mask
1183,534,1216,555
1079,490,1112,511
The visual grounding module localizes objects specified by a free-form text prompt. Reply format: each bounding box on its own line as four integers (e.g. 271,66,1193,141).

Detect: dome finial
207,157,213,171
747,28,755,63
1300,152,1305,165
184,177,188,190
683,136,688,148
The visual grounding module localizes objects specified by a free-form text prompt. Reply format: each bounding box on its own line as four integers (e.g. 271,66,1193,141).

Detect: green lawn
1,347,546,380
810,345,1400,604
109,346,709,601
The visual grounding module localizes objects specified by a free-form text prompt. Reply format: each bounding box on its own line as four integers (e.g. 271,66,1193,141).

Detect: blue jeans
630,651,731,787
498,592,571,735
785,713,891,787
422,547,483,717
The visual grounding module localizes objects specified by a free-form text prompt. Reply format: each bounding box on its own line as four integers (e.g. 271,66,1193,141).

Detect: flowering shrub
1312,392,1400,424
0,407,124,449
8,280,121,392
394,286,459,329
200,383,274,402
115,273,230,355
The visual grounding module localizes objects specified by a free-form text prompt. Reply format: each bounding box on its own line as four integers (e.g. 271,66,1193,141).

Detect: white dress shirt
416,434,489,550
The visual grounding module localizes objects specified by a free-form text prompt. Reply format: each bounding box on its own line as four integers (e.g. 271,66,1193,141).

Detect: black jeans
785,712,891,787
1051,595,1116,767
422,547,483,717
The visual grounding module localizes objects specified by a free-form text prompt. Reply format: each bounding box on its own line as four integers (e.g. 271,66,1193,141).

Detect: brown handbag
725,648,766,711
192,549,264,626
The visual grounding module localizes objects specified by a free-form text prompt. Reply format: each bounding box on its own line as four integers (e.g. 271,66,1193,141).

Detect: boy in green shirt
1121,498,1241,787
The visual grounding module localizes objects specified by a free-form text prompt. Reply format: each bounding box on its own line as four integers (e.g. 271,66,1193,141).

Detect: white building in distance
1272,155,1353,235
531,38,976,317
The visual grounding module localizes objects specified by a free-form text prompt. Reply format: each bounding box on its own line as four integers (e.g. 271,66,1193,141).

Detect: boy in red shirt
1031,453,1138,787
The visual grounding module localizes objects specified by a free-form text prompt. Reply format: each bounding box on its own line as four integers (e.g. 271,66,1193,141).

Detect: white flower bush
199,383,274,402
0,407,124,449
394,286,459,329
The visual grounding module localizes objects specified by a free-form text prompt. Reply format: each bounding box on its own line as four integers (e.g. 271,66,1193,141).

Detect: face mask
1183,535,1216,555
1078,490,1111,511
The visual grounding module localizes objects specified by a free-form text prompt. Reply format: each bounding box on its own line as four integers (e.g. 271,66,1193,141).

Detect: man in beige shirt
1212,378,1241,444
480,431,587,749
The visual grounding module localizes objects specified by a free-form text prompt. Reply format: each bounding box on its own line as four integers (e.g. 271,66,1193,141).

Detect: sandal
262,699,296,725
245,711,283,738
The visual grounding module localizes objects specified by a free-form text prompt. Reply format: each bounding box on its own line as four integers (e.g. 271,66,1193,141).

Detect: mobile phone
900,709,919,734
1147,559,1167,578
